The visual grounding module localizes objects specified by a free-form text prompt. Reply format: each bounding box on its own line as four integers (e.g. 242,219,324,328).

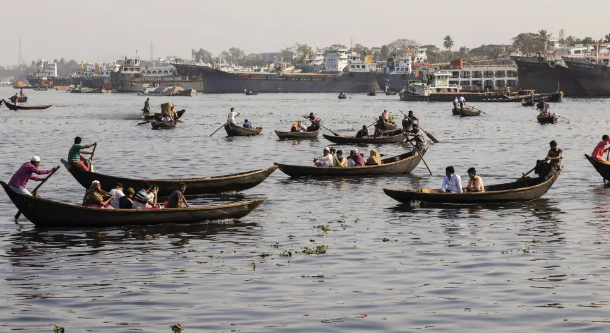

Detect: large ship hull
173,64,379,93
377,73,417,92
510,56,587,97
71,77,112,89
111,73,202,93
27,77,71,87
562,57,610,97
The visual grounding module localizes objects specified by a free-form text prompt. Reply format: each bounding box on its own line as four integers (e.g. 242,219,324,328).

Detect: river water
0,87,609,332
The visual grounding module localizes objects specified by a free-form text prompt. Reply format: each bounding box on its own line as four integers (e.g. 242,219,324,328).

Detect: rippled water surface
1,87,610,332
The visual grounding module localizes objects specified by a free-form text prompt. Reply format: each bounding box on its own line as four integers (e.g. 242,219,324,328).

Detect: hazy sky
3,0,608,65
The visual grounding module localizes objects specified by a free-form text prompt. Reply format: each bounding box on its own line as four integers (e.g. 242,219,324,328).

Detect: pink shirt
8,162,53,188
592,140,609,159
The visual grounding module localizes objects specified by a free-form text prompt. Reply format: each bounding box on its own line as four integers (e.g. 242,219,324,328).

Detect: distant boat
139,86,196,97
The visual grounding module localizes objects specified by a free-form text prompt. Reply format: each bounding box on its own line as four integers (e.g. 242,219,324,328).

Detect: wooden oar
211,114,239,137
302,116,339,136
399,110,440,143
14,166,59,221
517,161,542,181
414,147,432,176
89,143,97,172
136,120,151,126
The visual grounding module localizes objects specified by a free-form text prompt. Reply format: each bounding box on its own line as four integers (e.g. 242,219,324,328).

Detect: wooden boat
585,154,610,181
521,99,534,107
322,130,405,144
245,91,259,95
385,91,397,96
151,121,176,130
71,87,108,93
274,129,319,139
458,105,482,117
275,144,429,177
33,87,48,91
225,122,263,136
9,95,27,103
452,108,460,115
367,91,376,96
1,99,52,111
537,114,557,124
338,94,347,99
1,181,264,228
144,109,186,120
61,159,278,196
383,170,560,205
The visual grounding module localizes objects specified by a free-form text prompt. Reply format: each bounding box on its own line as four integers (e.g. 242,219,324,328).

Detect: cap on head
467,167,476,175
92,180,100,185
324,147,330,152
31,156,40,163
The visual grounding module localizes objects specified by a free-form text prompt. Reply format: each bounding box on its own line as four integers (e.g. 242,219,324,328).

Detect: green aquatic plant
315,225,330,233
170,323,183,332
53,324,65,333
301,245,328,255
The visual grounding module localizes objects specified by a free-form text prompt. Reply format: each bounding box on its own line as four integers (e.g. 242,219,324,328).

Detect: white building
324,48,348,73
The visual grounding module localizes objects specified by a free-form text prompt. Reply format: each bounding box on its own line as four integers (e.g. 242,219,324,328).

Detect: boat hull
585,154,610,181
376,73,418,92
322,131,405,144
511,56,588,97
274,129,319,139
173,64,380,93
537,115,557,124
563,57,610,97
225,123,263,136
61,159,277,196
27,77,71,88
400,90,562,102
2,181,264,228
383,171,560,205
151,121,176,130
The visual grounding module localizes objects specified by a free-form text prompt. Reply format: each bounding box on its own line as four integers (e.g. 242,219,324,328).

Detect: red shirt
8,162,53,188
592,140,610,159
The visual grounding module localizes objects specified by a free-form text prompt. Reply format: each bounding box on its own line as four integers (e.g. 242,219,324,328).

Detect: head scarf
367,149,381,165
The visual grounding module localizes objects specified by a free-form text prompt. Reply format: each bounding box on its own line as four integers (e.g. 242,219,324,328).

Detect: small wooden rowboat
585,154,610,181
275,144,429,177
274,129,319,139
455,105,481,117
383,170,560,205
322,130,405,144
144,109,186,120
385,91,397,96
225,122,263,136
9,95,28,103
2,99,51,111
61,159,277,196
2,181,265,228
537,114,557,124
521,99,534,107
245,91,258,95
33,87,48,91
338,94,347,99
151,121,176,130
367,91,376,96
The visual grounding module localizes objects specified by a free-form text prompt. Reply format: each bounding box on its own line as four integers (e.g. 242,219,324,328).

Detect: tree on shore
443,36,454,51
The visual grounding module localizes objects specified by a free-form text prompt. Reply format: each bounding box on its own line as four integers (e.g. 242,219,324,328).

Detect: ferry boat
27,60,71,87
70,62,120,89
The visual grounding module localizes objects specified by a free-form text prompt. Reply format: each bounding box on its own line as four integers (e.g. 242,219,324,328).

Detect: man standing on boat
592,135,610,164
8,156,59,196
143,98,150,113
545,140,562,171
458,96,466,109
227,107,239,125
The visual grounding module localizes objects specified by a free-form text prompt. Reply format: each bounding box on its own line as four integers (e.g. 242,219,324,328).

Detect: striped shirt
68,144,85,163
133,189,154,209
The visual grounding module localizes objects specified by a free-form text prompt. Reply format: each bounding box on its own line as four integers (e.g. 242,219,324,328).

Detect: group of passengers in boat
313,147,381,167
142,99,179,123
287,113,319,132
80,181,188,209
536,98,554,118
438,140,562,193
453,96,467,110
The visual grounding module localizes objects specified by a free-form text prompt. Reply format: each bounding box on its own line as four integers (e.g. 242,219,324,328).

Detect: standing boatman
143,98,150,113
227,107,239,125
8,156,59,195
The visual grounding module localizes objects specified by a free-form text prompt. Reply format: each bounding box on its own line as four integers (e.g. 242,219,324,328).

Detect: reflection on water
2,91,610,332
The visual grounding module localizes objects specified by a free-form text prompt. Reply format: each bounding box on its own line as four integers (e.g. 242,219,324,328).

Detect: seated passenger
243,119,253,129
290,122,299,132
347,149,365,167
167,183,189,208
313,147,334,167
108,183,125,209
440,166,463,193
465,167,485,192
82,180,114,209
335,150,348,167
297,120,307,132
119,187,135,209
133,182,158,209
356,125,369,138
365,149,381,165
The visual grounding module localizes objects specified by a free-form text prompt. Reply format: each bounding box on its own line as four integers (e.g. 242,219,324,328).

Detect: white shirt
347,158,356,167
227,111,238,124
441,174,463,193
109,189,125,209
317,154,335,166
458,96,465,103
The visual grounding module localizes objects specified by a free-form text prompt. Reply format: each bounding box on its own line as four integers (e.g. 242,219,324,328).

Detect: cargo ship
173,51,378,93
110,57,201,93
70,62,119,90
27,60,71,87
510,55,587,97
562,56,610,97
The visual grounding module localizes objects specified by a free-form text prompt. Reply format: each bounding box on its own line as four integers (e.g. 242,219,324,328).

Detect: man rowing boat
592,135,610,164
8,156,59,195
228,107,239,125
68,137,97,171
143,98,150,113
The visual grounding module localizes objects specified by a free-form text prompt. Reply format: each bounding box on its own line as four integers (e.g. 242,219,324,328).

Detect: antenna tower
17,38,25,66
150,42,154,61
